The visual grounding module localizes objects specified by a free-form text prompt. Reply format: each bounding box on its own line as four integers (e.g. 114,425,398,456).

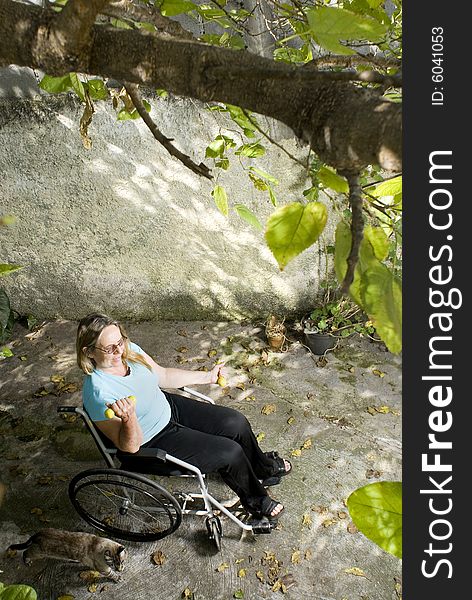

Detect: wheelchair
57,387,276,550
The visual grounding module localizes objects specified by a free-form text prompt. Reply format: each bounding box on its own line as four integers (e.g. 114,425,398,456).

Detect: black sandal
249,495,284,520
261,451,292,487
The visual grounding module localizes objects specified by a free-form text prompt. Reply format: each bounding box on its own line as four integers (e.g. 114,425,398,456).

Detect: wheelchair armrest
57,406,78,413
120,448,167,462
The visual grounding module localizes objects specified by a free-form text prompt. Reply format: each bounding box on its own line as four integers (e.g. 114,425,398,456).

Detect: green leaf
363,226,389,262
86,79,109,101
157,0,196,17
265,202,328,270
360,264,402,354
249,167,279,185
235,142,266,158
248,173,268,191
318,166,349,194
212,185,229,216
303,186,319,201
306,6,387,55
69,73,85,102
369,176,402,198
225,105,257,137
38,74,72,95
234,204,263,230
205,138,226,158
334,222,402,352
0,583,38,600
347,481,402,558
268,186,277,207
0,264,22,277
117,108,140,121
215,158,230,170
233,591,244,599
0,346,13,358
156,89,168,98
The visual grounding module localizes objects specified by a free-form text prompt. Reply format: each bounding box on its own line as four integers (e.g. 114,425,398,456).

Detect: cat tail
8,538,33,551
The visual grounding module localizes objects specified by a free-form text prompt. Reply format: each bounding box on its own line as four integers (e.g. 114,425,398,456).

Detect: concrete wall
0,67,335,321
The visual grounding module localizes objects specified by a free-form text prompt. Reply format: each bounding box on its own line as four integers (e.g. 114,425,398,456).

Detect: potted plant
303,291,375,355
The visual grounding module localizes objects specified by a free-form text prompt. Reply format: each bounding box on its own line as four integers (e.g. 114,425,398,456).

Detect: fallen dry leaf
6,548,17,558
347,521,359,534
57,595,75,600
256,432,265,442
301,514,312,528
238,568,247,578
261,404,276,415
344,567,367,577
255,570,265,582
291,449,302,457
304,548,313,561
301,439,312,450
377,405,390,413
151,550,166,566
322,518,337,528
217,563,230,572
372,369,385,377
287,416,295,425
291,550,301,564
87,584,97,593
176,346,188,353
207,349,218,358
366,469,382,479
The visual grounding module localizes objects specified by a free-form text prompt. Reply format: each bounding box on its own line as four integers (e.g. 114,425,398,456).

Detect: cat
8,528,126,581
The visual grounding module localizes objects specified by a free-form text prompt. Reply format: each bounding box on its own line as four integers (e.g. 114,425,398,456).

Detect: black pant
126,393,278,512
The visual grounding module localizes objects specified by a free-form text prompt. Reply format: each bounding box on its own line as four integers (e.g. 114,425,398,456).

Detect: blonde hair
76,313,152,374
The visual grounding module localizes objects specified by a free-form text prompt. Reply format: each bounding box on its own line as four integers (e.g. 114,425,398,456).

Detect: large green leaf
265,202,327,270
360,264,402,354
347,481,402,558
0,583,37,600
306,6,387,55
334,222,402,353
0,264,22,277
212,185,229,216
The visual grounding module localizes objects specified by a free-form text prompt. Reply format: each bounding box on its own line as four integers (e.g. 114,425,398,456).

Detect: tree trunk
0,0,401,172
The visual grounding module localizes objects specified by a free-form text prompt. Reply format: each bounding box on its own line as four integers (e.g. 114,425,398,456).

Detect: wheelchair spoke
69,469,182,542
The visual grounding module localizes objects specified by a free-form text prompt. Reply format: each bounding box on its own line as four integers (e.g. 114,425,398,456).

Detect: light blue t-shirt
82,342,171,443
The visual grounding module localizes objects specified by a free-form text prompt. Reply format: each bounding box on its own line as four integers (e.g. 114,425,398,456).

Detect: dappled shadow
1,72,327,323
0,318,401,599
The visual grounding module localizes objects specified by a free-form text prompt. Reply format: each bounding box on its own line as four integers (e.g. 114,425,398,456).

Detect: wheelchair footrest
248,516,276,534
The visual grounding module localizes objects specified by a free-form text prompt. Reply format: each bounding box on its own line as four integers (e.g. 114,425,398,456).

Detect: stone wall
0,68,336,321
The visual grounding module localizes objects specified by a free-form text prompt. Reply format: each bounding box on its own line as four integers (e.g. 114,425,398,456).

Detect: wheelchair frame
58,387,274,550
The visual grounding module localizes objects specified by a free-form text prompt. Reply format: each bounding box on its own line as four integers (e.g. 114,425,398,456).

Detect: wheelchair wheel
69,468,182,542
205,515,222,551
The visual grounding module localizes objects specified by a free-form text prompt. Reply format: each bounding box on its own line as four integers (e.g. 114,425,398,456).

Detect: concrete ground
0,318,402,600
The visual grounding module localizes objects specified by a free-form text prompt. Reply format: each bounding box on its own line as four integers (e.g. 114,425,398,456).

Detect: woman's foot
248,495,284,520
261,451,292,486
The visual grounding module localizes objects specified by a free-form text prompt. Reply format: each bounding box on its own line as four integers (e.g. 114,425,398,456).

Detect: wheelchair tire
69,468,182,542
205,515,222,551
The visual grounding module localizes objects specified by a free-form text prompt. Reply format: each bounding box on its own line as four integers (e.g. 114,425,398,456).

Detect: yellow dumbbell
104,395,136,419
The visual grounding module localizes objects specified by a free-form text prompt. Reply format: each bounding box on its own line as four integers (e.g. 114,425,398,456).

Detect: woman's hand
209,363,227,385
105,396,136,423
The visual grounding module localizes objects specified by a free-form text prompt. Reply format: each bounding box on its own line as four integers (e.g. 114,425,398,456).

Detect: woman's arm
94,396,143,453
140,350,224,389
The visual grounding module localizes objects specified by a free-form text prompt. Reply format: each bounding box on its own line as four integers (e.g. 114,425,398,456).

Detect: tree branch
106,0,194,40
124,83,213,180
339,171,364,295
0,0,402,173
311,54,401,70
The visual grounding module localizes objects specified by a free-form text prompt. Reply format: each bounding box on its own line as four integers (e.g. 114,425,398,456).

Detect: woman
76,313,291,520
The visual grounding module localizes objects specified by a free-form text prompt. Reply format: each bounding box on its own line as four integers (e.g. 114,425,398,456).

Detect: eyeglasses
92,336,127,355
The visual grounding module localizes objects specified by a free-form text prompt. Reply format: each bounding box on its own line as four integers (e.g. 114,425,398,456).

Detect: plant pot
304,330,338,355
267,332,285,351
